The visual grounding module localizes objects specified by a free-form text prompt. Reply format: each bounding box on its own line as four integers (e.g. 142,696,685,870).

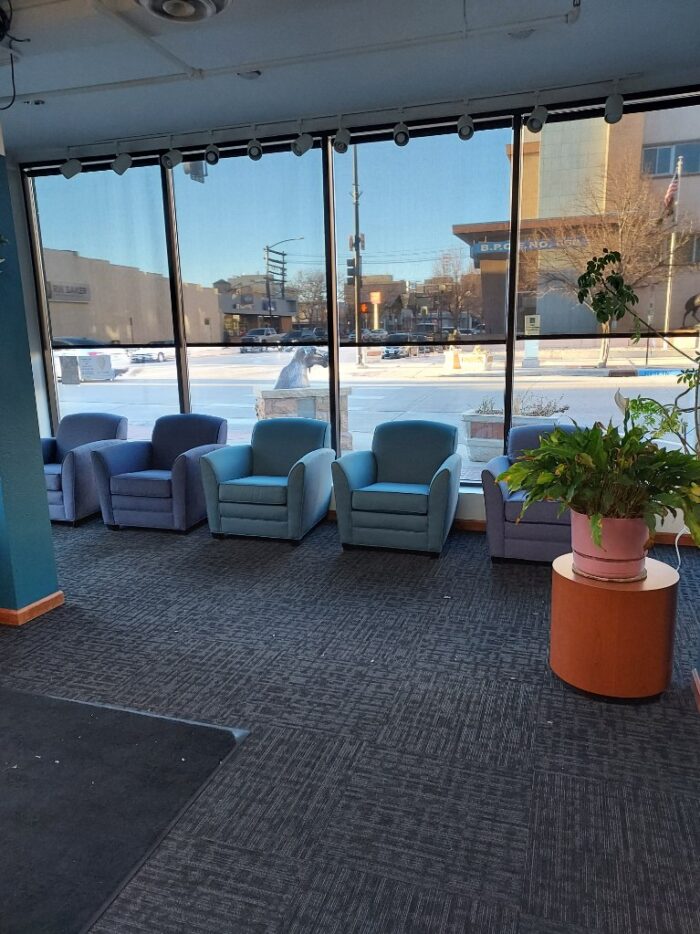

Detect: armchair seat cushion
44,464,62,492
504,492,570,525
352,482,430,516
219,476,288,506
110,469,172,499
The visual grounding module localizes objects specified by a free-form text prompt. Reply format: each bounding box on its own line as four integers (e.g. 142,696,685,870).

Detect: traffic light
346,258,356,286
359,302,369,315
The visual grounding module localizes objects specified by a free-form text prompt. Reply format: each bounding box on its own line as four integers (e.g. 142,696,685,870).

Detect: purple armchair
42,412,128,524
481,423,574,562
91,414,227,532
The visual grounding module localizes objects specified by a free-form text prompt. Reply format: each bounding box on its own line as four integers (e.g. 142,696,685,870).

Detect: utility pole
352,145,365,366
663,155,683,333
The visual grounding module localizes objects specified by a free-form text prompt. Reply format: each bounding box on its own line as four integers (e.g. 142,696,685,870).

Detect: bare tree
291,270,327,328
531,158,696,363
430,250,482,330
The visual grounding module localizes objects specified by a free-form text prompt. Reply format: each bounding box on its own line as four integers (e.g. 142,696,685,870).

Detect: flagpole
662,155,683,333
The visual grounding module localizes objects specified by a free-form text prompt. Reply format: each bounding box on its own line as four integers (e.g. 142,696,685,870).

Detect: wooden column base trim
0,591,65,627
692,669,700,713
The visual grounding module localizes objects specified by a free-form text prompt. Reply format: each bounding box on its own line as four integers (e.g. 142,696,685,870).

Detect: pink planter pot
571,511,649,582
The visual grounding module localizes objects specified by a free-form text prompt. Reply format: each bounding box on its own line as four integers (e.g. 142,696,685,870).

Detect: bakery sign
47,282,92,303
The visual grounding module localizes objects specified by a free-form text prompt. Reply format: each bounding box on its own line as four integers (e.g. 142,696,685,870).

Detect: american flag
663,168,679,215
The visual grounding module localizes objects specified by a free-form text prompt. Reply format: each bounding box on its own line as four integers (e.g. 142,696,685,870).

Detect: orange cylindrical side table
550,554,679,699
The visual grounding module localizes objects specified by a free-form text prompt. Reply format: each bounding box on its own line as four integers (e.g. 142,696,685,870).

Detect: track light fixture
291,130,313,157
457,113,475,141
204,143,220,165
604,92,624,125
59,157,83,180
393,120,410,147
111,152,133,176
161,145,183,169
526,103,548,133
333,122,351,154
247,136,263,161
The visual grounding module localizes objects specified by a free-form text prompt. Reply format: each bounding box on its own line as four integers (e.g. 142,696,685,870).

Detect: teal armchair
332,420,461,555
201,418,334,542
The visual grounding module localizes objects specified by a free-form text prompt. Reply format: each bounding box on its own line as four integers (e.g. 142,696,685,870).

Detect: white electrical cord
673,527,687,571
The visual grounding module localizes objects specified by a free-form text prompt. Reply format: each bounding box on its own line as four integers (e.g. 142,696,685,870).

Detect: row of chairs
42,413,463,555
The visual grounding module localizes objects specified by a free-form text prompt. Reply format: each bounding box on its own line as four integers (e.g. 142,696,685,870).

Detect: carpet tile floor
0,519,699,933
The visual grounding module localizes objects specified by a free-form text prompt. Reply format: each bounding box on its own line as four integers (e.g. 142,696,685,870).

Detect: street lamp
263,236,304,325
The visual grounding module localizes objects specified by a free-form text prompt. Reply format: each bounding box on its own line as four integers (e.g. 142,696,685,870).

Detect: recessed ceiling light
24,99,45,106
236,69,262,80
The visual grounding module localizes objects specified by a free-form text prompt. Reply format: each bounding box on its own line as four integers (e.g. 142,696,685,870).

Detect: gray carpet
1,520,699,934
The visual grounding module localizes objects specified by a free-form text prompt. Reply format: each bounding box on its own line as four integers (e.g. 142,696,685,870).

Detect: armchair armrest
61,439,130,521
200,444,252,483
427,453,462,551
331,450,376,492
91,440,153,478
480,454,512,558
172,443,227,531
331,450,376,545
481,454,512,500
199,444,252,534
41,437,57,464
288,448,335,539
91,441,153,526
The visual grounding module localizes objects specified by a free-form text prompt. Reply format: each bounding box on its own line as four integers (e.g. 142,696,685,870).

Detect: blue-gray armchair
200,417,333,542
91,414,227,532
331,420,461,555
481,423,574,562
42,412,128,524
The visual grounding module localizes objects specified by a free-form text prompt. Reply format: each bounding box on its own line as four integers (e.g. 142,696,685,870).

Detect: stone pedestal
255,387,352,450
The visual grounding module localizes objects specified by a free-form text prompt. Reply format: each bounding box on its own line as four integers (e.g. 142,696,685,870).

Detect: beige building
45,248,221,344
453,109,700,334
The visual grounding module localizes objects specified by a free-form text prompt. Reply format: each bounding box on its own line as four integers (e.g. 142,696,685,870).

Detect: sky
34,127,513,288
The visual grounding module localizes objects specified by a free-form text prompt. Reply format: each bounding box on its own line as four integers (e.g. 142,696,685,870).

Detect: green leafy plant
577,249,699,455
497,415,700,546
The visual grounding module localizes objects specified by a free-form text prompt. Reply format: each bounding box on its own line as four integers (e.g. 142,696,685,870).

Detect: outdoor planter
462,412,560,462
571,511,649,582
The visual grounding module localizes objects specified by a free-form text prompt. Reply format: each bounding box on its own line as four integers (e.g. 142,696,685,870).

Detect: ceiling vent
136,0,230,23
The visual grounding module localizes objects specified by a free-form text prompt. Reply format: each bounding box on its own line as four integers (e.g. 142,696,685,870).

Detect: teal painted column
0,131,61,620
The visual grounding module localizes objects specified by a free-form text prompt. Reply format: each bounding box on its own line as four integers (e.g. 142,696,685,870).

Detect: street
54,344,696,481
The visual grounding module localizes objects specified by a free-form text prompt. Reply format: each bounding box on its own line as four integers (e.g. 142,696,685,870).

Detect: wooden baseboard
693,669,700,714
0,590,65,627
453,518,487,532
654,532,695,547
327,512,694,545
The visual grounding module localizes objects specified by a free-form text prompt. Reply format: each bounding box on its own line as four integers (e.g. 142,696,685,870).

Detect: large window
332,129,512,476
513,106,700,338
27,96,700,481
33,166,180,435
173,150,326,345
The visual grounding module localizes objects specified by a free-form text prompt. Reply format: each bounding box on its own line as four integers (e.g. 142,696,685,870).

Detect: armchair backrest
251,418,331,476
56,412,128,460
372,420,457,484
151,414,227,469
507,422,574,461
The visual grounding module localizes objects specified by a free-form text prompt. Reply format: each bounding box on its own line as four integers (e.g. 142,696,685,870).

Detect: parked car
281,327,328,349
382,332,413,359
240,327,279,352
130,344,174,363
347,328,371,342
368,328,389,342
53,339,131,380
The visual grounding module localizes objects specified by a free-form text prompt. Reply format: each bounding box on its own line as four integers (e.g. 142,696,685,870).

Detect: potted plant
463,392,569,462
498,416,700,580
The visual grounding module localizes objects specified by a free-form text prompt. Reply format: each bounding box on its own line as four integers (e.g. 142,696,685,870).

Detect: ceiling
0,0,699,161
